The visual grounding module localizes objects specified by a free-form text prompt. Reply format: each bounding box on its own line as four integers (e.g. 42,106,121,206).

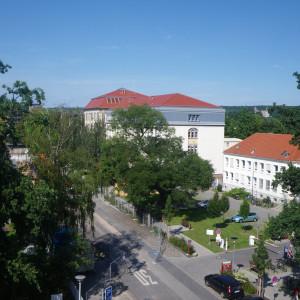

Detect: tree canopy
0,60,104,298
100,103,214,210
266,199,300,264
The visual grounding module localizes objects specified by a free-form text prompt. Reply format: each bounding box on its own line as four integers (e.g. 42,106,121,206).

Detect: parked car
232,212,258,223
197,200,209,208
240,297,264,300
204,274,244,299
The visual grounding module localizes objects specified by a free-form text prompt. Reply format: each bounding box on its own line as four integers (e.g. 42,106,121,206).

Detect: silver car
197,200,209,208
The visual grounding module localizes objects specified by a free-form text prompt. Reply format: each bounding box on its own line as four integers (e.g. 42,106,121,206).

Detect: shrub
242,279,256,294
220,269,234,277
217,184,223,192
234,272,248,284
226,188,251,200
168,236,195,254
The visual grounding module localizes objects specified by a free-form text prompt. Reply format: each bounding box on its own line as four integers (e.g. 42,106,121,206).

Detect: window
247,176,251,185
225,171,228,180
230,173,234,181
241,160,245,169
188,114,199,122
254,162,258,171
259,178,263,189
236,159,240,168
274,165,278,173
260,163,264,172
266,180,270,191
253,177,257,187
188,144,198,153
225,157,229,166
235,173,239,183
188,128,198,139
247,161,251,170
230,158,234,168
272,185,277,193
266,164,271,174
240,174,245,185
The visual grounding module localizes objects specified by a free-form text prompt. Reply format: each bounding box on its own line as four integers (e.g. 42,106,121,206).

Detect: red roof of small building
224,133,300,162
84,88,222,110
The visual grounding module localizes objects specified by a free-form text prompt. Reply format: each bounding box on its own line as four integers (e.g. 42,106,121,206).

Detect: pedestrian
294,286,299,300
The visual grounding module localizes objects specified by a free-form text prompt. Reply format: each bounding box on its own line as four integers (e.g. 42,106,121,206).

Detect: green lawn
168,208,263,253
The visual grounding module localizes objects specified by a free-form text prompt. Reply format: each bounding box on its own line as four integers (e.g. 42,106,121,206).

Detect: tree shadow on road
82,231,146,299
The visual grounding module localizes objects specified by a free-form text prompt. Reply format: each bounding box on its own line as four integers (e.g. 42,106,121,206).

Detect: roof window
280,150,289,158
235,145,240,150
251,148,255,154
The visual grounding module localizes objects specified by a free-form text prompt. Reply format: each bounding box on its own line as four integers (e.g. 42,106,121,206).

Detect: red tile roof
224,133,300,162
84,88,222,110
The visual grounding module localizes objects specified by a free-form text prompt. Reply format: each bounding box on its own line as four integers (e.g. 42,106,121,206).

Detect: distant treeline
224,104,300,146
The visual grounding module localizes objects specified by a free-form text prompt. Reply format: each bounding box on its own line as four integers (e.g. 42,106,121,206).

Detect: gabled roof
224,133,300,162
84,88,222,110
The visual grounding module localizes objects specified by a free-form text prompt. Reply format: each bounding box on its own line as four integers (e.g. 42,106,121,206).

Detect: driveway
197,190,281,222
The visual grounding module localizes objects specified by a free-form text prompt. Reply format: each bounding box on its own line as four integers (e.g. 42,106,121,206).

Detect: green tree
0,61,104,298
293,71,300,90
163,195,175,238
225,109,264,139
272,163,300,197
239,200,250,231
0,59,11,74
250,239,271,296
266,200,300,264
207,192,221,227
100,104,214,210
220,194,230,221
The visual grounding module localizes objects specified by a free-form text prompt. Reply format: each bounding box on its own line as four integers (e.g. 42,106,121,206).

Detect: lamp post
75,275,86,300
231,237,238,272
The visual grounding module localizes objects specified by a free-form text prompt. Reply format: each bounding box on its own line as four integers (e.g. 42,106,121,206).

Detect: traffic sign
162,217,166,222
272,276,278,284
105,286,112,300
216,229,221,235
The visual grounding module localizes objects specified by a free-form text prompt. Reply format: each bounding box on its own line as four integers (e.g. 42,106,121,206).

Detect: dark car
197,200,209,208
204,274,244,299
240,297,264,300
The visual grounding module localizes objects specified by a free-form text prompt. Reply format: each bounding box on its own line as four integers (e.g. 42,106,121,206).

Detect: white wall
174,125,224,175
223,154,294,202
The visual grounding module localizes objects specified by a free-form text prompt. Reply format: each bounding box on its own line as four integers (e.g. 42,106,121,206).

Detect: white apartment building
84,88,225,175
223,133,300,203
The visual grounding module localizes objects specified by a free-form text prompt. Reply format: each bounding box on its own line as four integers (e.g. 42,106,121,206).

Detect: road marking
133,269,158,286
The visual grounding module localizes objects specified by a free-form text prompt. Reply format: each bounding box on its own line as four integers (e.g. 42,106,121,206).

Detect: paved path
83,191,295,300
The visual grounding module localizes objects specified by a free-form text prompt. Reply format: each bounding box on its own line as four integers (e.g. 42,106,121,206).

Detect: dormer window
281,150,289,157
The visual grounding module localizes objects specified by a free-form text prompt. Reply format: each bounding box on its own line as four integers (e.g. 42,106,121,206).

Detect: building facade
223,133,300,203
84,88,225,175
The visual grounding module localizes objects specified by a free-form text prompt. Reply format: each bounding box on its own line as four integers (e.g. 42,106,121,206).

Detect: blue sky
1,0,299,107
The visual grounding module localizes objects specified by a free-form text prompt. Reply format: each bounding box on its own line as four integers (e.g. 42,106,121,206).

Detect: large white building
223,133,300,203
84,88,225,176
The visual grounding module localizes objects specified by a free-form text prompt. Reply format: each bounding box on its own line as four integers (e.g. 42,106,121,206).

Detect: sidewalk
95,194,293,300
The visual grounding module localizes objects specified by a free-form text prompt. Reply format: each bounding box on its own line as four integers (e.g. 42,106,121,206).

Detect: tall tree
225,109,265,139
293,72,300,90
220,194,230,221
100,104,214,210
239,200,250,231
272,163,300,198
0,61,105,298
266,199,300,264
250,239,271,296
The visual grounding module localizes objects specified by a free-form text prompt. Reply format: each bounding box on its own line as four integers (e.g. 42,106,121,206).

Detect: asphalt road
197,190,281,221
82,197,220,300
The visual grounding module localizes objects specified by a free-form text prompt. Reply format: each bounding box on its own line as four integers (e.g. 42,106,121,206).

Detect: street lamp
75,275,86,300
231,237,238,272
